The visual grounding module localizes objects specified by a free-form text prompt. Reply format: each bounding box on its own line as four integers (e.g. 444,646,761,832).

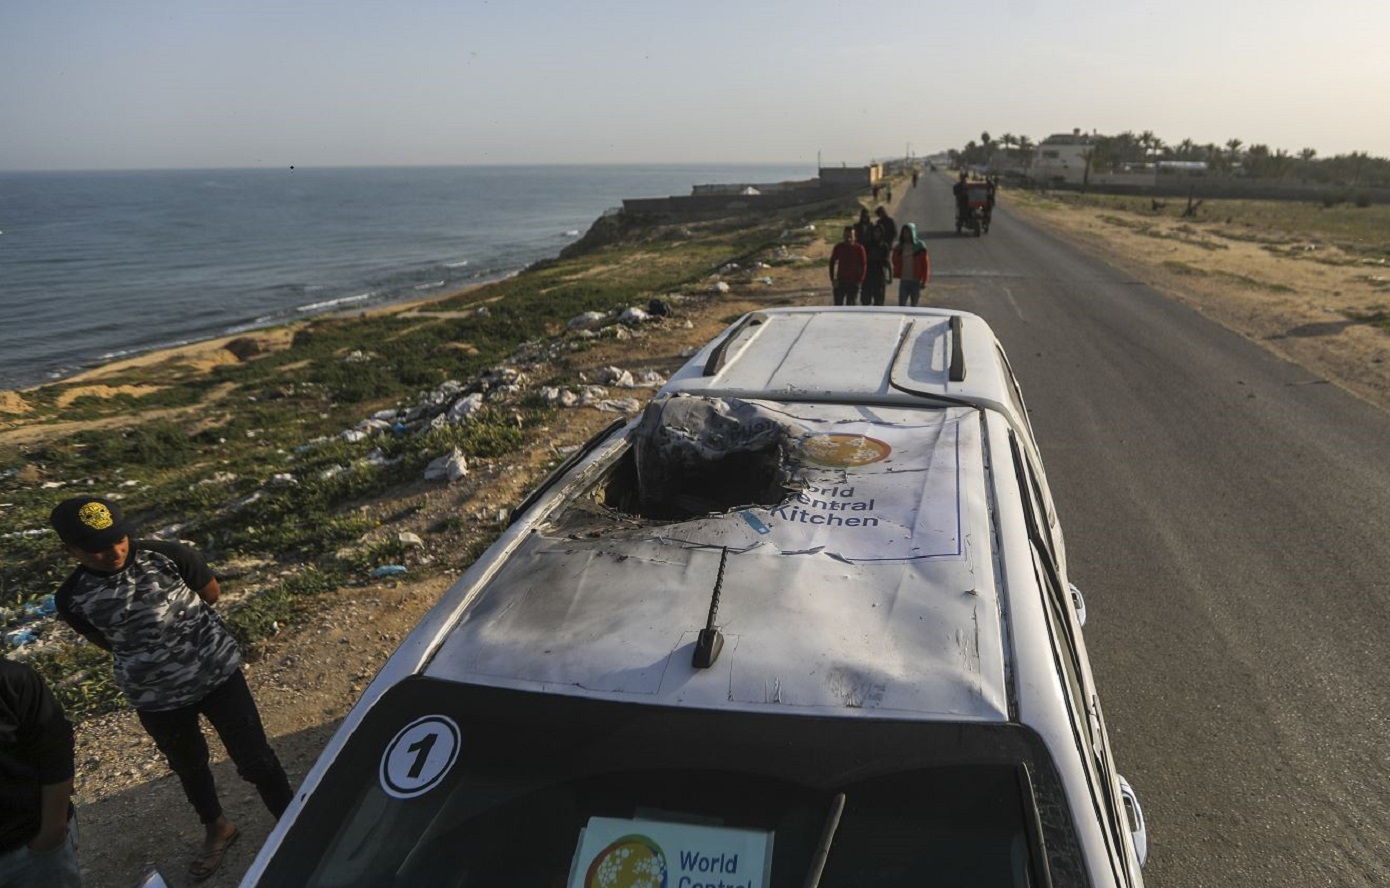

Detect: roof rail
949,315,966,382
702,312,765,375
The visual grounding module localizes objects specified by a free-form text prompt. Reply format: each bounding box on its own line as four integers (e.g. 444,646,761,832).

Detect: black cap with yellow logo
49,496,132,553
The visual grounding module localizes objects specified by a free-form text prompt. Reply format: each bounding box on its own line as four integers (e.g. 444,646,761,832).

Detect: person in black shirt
50,496,292,884
0,657,81,888
860,226,892,307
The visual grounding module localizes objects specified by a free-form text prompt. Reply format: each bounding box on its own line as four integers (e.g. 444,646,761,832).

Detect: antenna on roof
692,547,728,669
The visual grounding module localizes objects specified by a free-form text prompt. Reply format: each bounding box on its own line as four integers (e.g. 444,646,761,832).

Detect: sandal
188,827,239,883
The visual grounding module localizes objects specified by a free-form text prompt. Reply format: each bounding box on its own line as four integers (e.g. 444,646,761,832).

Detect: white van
236,306,1148,887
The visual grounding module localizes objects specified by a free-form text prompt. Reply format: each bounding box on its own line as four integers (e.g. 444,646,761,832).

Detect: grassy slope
0,198,854,720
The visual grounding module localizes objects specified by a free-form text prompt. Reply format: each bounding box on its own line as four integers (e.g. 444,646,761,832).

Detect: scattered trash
398,532,424,548
710,281,731,294
619,306,650,325
593,398,643,414
371,565,408,578
596,366,635,387
567,311,607,330
423,448,469,482
4,628,36,648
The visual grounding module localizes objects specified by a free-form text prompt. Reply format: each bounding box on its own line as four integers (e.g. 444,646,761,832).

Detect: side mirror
1118,775,1149,868
1068,582,1088,627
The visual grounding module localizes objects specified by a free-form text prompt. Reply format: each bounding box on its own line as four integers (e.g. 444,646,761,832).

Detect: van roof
663,307,1021,421
410,308,1040,726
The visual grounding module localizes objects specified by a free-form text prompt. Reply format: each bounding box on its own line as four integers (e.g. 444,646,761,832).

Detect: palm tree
1202,142,1223,172
1014,134,1035,170
1176,139,1196,160
1138,130,1157,161
1245,144,1271,178
1113,131,1138,165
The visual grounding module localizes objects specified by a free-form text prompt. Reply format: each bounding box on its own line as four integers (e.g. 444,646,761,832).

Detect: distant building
1031,131,1096,185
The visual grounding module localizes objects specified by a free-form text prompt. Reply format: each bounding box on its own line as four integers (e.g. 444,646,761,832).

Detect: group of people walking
829,204,931,308
1,497,294,886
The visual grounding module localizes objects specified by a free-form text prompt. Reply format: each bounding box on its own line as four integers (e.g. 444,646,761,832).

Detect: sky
3,0,1388,172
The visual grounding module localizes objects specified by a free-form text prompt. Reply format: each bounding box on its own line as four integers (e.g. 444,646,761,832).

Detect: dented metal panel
424,399,1010,722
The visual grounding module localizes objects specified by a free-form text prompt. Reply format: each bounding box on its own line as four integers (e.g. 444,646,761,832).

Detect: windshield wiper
801,792,846,888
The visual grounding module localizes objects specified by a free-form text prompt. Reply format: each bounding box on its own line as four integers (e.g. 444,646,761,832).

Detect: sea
0,163,813,391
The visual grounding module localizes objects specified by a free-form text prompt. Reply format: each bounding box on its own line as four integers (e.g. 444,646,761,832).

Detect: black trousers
860,280,887,306
833,282,861,306
137,669,293,824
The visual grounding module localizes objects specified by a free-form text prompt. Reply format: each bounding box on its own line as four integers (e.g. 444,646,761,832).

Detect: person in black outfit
953,171,969,225
860,226,892,307
853,208,874,247
0,657,81,887
874,206,896,246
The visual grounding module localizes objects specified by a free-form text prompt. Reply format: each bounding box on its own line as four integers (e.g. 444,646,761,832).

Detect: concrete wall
621,170,868,219
819,166,874,190
622,184,845,217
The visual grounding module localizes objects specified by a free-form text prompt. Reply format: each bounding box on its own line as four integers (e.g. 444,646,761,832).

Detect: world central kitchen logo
585,835,753,888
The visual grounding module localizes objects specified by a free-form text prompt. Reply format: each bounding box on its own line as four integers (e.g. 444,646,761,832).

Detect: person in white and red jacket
891,222,932,307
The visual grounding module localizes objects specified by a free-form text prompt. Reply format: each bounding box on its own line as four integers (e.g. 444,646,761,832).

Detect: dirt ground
63,191,1390,887
1004,192,1390,413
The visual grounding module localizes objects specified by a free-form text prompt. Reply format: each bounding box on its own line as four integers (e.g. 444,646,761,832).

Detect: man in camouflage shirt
50,497,292,883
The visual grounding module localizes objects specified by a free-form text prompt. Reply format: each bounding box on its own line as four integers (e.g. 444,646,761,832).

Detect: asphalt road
894,174,1390,887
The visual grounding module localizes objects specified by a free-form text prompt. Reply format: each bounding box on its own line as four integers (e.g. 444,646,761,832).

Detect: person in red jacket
891,222,931,307
829,226,868,306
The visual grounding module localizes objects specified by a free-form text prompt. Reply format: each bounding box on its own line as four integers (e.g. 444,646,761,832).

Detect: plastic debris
596,367,635,388
567,311,607,330
423,448,469,482
5,628,36,648
371,565,408,578
446,393,485,425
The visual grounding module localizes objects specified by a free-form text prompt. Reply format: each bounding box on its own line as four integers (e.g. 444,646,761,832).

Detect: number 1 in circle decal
380,715,461,799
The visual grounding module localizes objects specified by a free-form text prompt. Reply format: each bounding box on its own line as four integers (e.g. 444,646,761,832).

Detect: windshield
258,679,1089,887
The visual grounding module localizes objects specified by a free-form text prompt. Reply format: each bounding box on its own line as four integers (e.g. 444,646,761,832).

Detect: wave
444,259,470,268
413,280,446,291
295,292,374,313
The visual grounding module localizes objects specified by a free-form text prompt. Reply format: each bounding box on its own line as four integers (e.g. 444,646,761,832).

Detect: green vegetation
0,199,848,721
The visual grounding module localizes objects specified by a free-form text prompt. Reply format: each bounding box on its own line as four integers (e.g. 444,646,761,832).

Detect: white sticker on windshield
569,816,773,888
379,715,461,799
